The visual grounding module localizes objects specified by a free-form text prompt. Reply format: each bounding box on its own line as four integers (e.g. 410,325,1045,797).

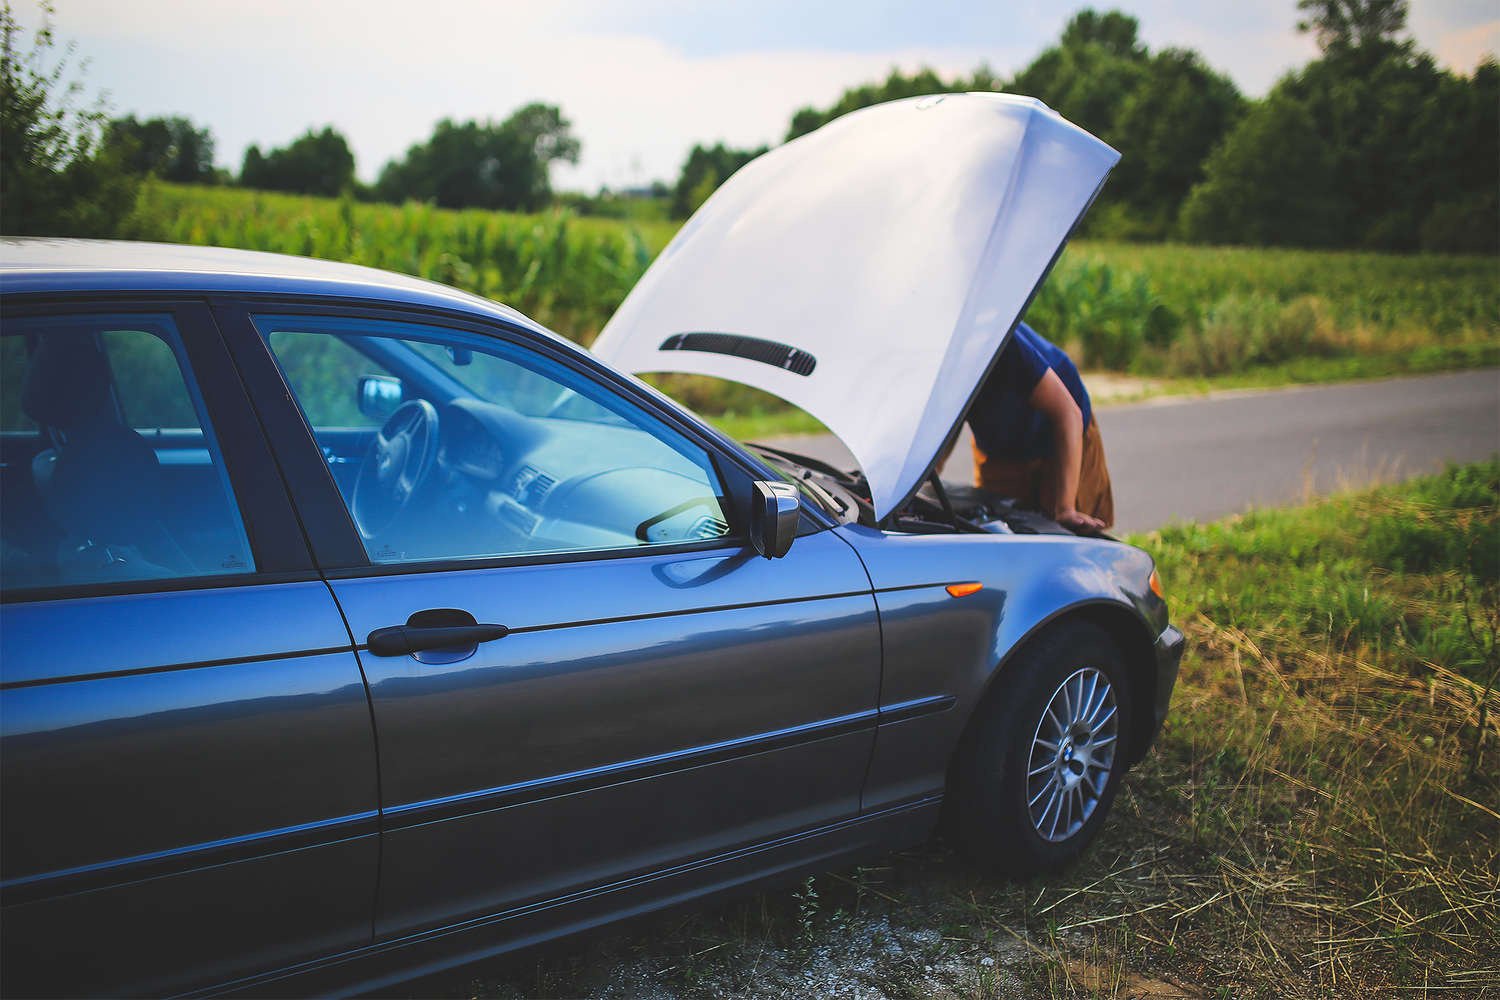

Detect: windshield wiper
796,471,848,517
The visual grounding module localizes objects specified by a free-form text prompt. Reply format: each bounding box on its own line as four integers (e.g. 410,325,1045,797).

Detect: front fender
831,525,1170,812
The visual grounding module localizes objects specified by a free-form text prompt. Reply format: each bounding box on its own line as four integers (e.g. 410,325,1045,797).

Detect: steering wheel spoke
352,399,440,540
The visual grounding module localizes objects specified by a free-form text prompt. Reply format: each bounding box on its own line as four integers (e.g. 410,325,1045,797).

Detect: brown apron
971,417,1115,529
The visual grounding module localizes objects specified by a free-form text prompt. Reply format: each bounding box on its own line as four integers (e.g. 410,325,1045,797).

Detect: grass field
126,183,1499,434
420,462,1499,999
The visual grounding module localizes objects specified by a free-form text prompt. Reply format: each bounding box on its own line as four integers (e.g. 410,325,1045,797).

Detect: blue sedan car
1,96,1181,997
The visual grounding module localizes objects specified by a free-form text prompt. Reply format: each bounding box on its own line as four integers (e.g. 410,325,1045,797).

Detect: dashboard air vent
511,466,557,505
689,514,730,540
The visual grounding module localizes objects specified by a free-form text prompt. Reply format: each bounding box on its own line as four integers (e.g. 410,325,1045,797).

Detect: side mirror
358,375,404,420
750,481,800,559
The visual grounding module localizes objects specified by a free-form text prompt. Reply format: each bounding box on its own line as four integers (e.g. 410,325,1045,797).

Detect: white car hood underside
591,93,1119,518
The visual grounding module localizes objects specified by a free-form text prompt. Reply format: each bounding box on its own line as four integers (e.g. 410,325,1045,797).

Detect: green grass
125,183,1499,432
1147,460,1497,675
432,463,1499,998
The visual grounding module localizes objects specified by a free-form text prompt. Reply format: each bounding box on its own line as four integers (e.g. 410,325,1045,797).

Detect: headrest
20,332,114,431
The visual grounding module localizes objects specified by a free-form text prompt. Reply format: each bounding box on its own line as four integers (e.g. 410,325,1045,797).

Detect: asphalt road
768,368,1500,532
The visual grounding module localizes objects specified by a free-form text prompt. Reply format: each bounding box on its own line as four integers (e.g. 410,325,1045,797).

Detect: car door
218,301,883,938
0,301,380,997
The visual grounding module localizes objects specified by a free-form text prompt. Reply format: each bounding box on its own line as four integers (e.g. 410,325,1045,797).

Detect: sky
16,0,1498,193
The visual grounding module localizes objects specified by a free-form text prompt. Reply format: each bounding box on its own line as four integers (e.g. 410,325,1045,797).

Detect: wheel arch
1069,603,1161,768
956,598,1161,776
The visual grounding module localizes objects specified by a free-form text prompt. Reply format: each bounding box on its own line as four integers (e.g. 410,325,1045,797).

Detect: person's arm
1029,368,1105,534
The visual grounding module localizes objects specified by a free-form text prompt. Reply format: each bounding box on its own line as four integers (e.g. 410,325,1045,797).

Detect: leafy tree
504,103,581,177
670,142,766,218
1106,49,1244,236
105,115,217,184
1059,8,1148,58
0,1,137,235
1008,10,1244,237
1417,59,1498,253
1010,10,1149,142
1179,93,1345,247
375,104,579,211
1297,0,1409,51
240,126,355,197
1182,0,1496,253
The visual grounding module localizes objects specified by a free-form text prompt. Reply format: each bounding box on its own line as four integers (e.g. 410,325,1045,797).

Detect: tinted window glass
103,330,199,428
0,335,34,432
268,330,395,429
0,314,255,592
256,314,733,565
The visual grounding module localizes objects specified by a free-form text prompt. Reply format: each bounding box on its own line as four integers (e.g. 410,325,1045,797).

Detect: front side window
256,314,733,565
0,313,255,592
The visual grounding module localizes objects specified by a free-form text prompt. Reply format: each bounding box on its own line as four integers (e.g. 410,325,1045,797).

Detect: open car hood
590,93,1119,519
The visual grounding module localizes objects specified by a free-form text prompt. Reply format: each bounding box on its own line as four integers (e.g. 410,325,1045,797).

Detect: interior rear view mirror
358,374,404,420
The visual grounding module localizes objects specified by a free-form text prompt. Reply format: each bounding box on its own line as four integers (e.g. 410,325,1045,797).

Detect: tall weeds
1128,461,1500,992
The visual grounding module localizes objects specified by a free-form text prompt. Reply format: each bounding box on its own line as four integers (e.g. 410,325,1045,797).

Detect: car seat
20,331,192,582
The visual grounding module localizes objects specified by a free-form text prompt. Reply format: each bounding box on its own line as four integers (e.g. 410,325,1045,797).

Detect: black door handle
366,623,510,657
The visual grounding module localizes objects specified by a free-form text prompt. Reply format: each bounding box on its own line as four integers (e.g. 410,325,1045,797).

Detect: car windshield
407,341,631,427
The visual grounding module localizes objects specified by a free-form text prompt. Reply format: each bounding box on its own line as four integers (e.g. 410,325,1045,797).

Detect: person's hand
1055,507,1106,535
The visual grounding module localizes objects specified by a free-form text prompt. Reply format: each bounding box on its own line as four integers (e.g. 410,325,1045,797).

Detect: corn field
128,183,1499,384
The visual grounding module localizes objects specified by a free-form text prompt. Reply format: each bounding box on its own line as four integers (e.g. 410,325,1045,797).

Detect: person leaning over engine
960,322,1114,534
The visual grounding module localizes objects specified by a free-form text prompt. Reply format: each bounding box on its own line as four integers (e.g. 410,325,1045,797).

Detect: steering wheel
352,399,440,539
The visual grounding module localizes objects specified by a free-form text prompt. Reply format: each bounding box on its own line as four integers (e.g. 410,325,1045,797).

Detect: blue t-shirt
968,323,1092,461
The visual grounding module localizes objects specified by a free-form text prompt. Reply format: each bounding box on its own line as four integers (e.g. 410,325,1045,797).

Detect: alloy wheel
1025,666,1119,843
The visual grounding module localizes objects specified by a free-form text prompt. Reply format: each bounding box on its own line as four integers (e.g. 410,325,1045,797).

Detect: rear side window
0,314,255,593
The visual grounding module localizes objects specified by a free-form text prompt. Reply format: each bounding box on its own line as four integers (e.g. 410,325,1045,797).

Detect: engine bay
747,445,1078,537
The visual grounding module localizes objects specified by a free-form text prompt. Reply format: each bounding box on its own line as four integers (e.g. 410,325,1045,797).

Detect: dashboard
411,397,732,559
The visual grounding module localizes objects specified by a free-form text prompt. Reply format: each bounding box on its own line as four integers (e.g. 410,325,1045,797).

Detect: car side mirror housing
358,375,404,420
750,481,800,559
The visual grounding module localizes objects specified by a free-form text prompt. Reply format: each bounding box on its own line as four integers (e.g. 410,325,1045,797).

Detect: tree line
679,2,1495,252
2,0,1494,252
101,106,579,210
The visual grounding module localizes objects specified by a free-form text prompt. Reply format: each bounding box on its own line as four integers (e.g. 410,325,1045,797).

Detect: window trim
0,296,316,604
211,295,811,576
1,569,326,606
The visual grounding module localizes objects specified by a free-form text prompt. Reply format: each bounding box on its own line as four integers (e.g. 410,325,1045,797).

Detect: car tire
951,619,1133,877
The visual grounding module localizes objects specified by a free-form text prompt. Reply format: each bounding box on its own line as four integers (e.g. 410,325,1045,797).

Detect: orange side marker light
945,582,983,598
1148,569,1165,599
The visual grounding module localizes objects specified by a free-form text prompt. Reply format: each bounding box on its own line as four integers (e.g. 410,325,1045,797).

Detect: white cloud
1416,19,1499,74
1410,0,1500,73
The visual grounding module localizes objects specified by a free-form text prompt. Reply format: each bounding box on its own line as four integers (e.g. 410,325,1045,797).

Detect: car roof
0,237,544,333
